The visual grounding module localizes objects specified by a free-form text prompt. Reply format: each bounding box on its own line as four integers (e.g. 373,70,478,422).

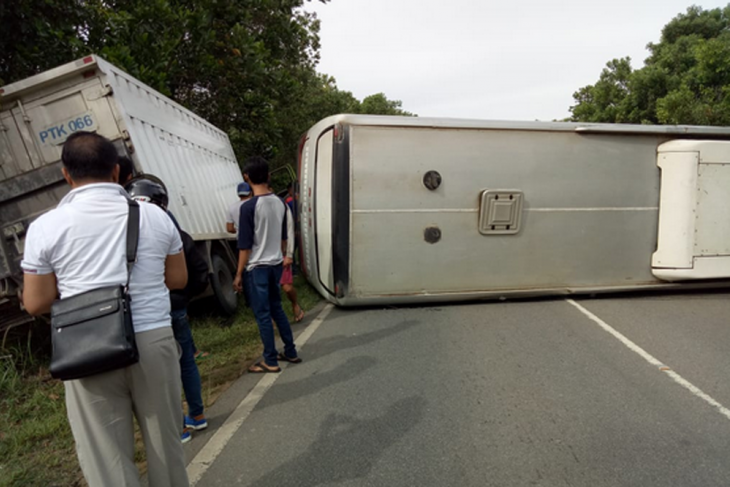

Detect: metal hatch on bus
653,140,730,281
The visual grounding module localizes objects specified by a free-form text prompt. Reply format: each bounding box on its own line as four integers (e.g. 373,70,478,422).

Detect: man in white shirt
226,182,252,234
22,132,190,487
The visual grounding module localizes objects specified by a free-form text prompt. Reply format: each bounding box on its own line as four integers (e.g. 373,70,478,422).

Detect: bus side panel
350,211,660,295
348,126,663,297
350,127,660,212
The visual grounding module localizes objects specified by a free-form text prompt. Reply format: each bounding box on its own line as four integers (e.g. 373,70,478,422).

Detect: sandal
277,353,302,364
248,361,281,374
294,306,305,323
194,350,210,361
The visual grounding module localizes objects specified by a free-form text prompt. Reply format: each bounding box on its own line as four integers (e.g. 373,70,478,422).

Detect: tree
569,5,730,126
359,93,414,116
569,58,633,123
0,0,414,169
84,0,328,167
0,0,86,86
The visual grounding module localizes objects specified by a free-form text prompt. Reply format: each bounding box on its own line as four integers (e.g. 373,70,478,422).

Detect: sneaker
185,414,208,431
181,427,192,444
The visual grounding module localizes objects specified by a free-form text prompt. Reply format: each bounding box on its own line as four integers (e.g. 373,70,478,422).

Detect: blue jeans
244,264,297,367
171,308,204,418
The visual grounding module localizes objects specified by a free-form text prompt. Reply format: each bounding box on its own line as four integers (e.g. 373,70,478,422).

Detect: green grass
0,357,77,487
0,276,321,487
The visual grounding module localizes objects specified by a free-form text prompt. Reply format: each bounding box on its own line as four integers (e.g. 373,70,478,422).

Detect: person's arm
23,273,58,315
233,199,255,292
160,206,187,290
234,249,251,293
281,202,292,267
165,252,188,290
20,220,58,315
226,203,238,234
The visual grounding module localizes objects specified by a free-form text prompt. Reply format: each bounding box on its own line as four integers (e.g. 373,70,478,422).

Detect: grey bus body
0,56,242,333
298,114,730,306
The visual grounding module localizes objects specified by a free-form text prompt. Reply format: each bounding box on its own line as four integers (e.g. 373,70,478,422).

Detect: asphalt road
191,291,730,487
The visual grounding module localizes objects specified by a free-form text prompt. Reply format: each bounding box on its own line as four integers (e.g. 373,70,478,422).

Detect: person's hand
283,256,293,268
233,274,243,293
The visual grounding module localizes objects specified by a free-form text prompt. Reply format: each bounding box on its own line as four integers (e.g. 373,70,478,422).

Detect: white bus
297,114,730,306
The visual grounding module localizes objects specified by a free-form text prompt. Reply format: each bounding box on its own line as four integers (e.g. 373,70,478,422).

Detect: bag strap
125,198,140,291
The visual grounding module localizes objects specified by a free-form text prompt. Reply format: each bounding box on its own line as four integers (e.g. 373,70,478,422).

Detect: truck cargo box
1,56,243,331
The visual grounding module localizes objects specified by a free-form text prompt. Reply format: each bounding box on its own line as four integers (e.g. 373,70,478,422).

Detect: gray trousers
64,326,190,487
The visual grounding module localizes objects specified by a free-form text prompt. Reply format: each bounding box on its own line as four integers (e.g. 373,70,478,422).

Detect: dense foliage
570,5,730,126
0,0,412,168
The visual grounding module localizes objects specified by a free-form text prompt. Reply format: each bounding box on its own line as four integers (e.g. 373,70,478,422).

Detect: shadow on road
303,319,421,362
257,356,378,410
251,396,427,487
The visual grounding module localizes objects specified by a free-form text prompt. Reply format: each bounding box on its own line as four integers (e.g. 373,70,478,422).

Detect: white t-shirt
21,183,183,334
226,199,246,227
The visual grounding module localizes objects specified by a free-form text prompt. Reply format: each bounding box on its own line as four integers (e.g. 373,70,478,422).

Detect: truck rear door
0,72,123,284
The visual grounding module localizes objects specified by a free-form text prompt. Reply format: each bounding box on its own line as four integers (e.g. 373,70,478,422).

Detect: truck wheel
210,253,238,316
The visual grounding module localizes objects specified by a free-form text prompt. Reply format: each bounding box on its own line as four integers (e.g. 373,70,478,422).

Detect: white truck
298,114,730,306
0,56,243,334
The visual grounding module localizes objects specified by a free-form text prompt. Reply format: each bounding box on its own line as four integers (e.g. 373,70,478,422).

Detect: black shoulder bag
49,199,140,381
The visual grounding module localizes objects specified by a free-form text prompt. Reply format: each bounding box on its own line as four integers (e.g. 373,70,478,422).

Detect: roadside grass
0,354,76,487
0,275,321,487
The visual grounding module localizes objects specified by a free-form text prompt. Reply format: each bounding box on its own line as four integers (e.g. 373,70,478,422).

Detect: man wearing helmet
126,177,210,444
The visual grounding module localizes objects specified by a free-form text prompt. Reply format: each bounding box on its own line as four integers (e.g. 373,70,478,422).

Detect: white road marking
186,303,335,485
566,299,730,422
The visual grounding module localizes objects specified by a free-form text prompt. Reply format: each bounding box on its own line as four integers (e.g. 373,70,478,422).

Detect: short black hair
243,156,269,185
118,156,135,184
61,132,118,181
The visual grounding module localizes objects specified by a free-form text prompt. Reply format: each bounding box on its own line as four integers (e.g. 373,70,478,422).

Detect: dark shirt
170,230,209,311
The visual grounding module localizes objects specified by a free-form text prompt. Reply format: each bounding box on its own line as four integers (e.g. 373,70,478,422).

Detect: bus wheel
210,252,238,316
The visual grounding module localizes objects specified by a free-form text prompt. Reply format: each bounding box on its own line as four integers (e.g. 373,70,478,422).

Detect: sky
304,0,729,121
